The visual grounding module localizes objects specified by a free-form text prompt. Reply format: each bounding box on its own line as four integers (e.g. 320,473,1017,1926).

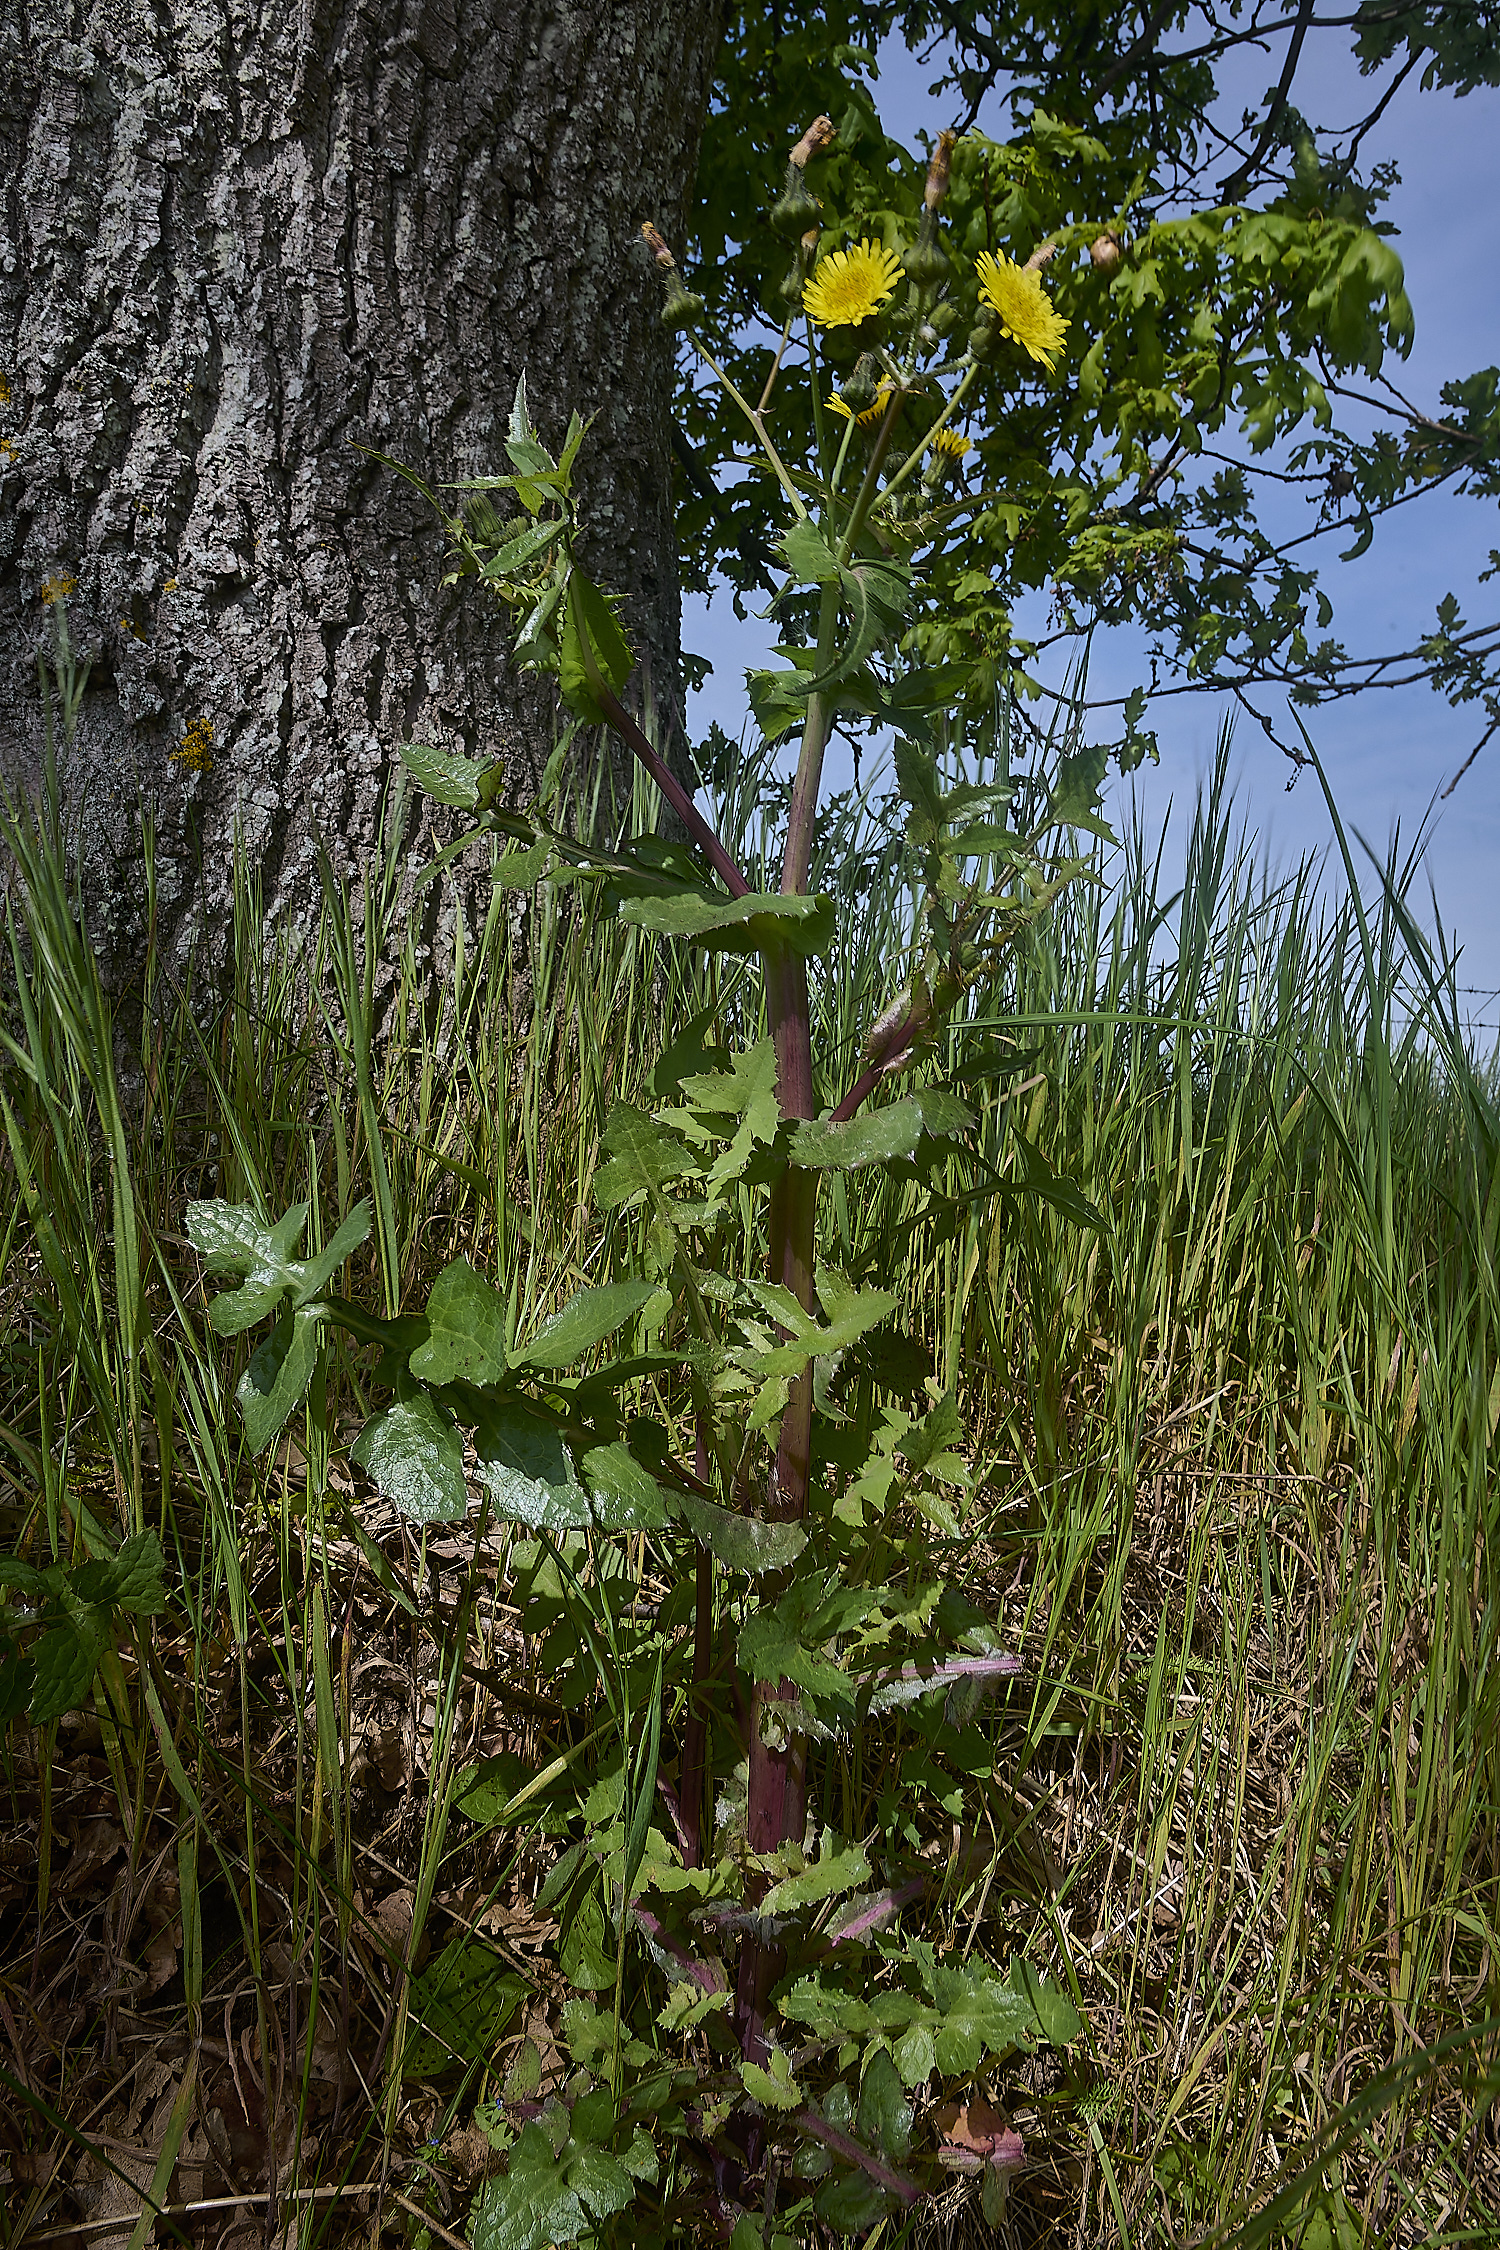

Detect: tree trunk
0,0,721,987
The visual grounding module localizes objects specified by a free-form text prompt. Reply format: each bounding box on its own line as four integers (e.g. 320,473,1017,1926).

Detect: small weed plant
184,135,1101,2241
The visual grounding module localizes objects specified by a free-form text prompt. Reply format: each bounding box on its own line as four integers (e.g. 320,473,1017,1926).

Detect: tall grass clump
2,706,1497,2247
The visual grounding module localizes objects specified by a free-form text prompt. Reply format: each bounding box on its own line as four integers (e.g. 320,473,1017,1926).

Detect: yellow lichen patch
40,574,76,604
162,578,178,592
173,717,214,774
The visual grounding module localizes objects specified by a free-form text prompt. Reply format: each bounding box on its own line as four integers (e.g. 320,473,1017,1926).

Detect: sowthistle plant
187,120,1118,2244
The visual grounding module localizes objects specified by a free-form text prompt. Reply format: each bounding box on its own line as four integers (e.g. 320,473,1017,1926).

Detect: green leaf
580,1442,671,1530
1009,1955,1083,2046
780,518,840,584
617,889,836,957
592,1105,700,1210
559,570,632,722
504,2039,544,2104
514,1279,657,1370
352,1394,469,1524
739,1611,854,1720
816,2168,888,2235
188,1199,307,1334
1048,738,1113,833
782,557,911,702
504,372,556,479
910,1087,975,1138
857,2049,913,2163
29,1614,104,1723
894,739,943,846
236,1307,321,1453
404,1938,527,2075
761,1832,871,1916
563,2143,636,2220
741,2048,803,2111
294,1202,373,1304
0,1646,34,1727
674,1032,770,1108
896,1391,966,1481
747,667,817,742
473,2122,584,2250
675,1038,783,1188
399,742,505,811
924,1954,1037,2075
676,1490,806,1573
409,1256,510,1387
474,1398,588,1529
188,1197,370,1332
790,1102,924,1172
1007,1134,1109,1232
483,515,566,579
741,1269,898,1376
560,1887,616,1993
72,1530,166,1616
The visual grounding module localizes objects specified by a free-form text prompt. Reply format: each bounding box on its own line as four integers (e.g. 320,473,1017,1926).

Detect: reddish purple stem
594,683,750,900
793,2111,924,2205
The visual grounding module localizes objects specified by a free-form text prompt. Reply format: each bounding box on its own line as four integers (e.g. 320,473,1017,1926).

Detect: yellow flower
928,427,969,462
173,717,214,775
974,250,1070,371
803,239,903,329
827,378,897,426
40,574,76,604
162,577,178,591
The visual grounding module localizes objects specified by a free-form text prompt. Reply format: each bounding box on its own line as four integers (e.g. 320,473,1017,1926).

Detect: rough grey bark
0,0,721,987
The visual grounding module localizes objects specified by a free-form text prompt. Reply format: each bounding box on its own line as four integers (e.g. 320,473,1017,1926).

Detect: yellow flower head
928,426,970,462
804,239,903,329
40,574,76,605
974,250,1070,371
827,377,897,426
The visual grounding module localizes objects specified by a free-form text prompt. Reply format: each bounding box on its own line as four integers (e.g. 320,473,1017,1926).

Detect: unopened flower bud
902,204,950,295
774,226,822,312
967,307,1000,362
837,354,881,416
1090,231,1123,275
641,223,703,328
924,128,957,211
771,163,821,241
660,272,705,329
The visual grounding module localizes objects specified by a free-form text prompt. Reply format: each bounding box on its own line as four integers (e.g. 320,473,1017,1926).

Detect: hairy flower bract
975,251,1070,371
827,378,897,426
804,240,902,329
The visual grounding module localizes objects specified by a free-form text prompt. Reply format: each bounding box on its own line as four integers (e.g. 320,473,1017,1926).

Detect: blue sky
684,26,1500,1040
